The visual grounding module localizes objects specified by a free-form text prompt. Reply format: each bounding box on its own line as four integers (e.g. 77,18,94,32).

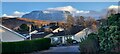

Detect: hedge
2,38,51,54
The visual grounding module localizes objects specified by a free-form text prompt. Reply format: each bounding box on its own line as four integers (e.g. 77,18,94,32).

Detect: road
30,45,80,54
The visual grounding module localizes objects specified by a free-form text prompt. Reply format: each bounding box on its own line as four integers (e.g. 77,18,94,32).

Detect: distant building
0,25,29,42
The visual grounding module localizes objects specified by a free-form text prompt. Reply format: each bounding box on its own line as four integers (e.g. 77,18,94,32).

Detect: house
50,31,72,44
29,25,59,39
49,28,92,45
27,25,86,44
0,24,29,42
31,32,51,39
74,28,93,42
49,25,85,44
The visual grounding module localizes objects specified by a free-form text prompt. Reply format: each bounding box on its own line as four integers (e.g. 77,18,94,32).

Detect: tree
84,17,96,28
66,38,73,44
66,15,75,28
19,24,29,31
31,24,38,31
91,21,98,32
65,15,75,35
98,13,120,52
76,16,85,26
84,17,96,36
107,9,117,17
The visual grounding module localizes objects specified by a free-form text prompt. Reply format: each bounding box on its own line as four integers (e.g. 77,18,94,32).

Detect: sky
2,0,120,2
2,2,119,17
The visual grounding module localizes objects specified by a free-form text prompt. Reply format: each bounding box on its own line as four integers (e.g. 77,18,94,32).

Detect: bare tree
107,9,117,17
84,17,96,36
84,17,95,28
76,16,85,26
66,15,75,29
64,15,75,36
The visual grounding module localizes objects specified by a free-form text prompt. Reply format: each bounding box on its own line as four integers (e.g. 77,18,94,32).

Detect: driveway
30,45,80,54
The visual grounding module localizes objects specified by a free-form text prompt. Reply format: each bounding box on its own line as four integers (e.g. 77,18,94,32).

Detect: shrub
79,33,99,52
2,38,51,54
66,38,73,44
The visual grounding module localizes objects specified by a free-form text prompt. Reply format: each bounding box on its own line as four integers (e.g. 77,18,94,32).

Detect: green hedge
2,38,51,53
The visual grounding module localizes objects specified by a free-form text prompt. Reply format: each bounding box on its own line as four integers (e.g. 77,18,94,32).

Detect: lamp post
29,24,32,40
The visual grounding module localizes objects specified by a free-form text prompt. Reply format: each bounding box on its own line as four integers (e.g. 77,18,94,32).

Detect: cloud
2,14,7,16
47,6,77,12
75,5,120,19
2,11,28,18
46,5,119,18
12,11,27,17
108,5,119,9
47,6,90,14
47,6,107,18
76,10,90,14
2,14,18,18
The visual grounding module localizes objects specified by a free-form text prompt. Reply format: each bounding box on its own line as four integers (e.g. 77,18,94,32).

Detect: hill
0,17,50,30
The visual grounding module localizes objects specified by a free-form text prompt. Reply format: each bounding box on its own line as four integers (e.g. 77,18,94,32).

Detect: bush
66,38,73,44
2,38,51,54
79,33,99,52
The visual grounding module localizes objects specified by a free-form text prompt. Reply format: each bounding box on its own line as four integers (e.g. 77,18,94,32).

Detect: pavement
29,45,80,54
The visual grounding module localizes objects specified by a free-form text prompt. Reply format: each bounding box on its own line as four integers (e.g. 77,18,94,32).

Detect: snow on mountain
22,10,71,21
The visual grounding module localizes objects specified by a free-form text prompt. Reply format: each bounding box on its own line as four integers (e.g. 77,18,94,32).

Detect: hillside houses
0,17,93,45
0,20,93,46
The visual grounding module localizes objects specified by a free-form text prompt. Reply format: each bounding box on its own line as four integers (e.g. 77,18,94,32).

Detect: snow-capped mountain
21,6,90,21
22,10,71,21
21,5,119,21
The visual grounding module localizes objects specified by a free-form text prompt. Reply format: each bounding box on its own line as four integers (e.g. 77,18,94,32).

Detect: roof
51,25,85,37
31,32,51,39
52,27,64,33
51,31,66,37
74,28,93,42
44,33,54,38
0,24,27,39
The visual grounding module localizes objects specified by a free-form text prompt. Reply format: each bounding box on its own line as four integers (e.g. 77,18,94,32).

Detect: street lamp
29,24,32,40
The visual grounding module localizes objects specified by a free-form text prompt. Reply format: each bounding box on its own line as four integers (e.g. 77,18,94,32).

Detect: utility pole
29,24,32,40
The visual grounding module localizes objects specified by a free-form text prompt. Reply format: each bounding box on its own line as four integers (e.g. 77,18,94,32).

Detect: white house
0,25,28,42
49,35,74,44
43,28,93,44
74,28,93,42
